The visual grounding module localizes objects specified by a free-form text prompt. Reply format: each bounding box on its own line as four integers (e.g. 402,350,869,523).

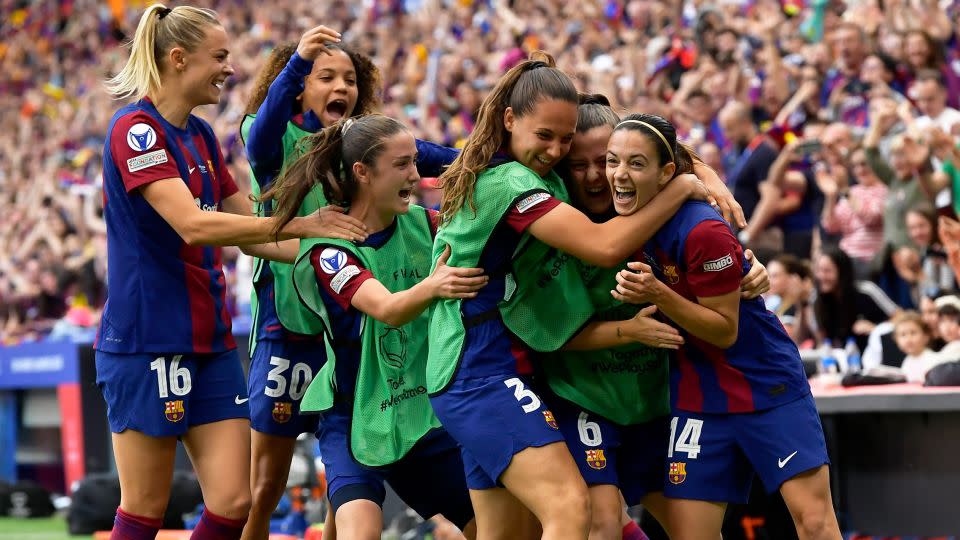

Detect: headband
616,119,675,164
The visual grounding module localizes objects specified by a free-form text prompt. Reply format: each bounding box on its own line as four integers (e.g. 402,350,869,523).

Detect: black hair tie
526,60,548,70
157,7,172,19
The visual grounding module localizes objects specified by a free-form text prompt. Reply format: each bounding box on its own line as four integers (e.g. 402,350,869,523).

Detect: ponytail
105,4,220,100
438,51,577,223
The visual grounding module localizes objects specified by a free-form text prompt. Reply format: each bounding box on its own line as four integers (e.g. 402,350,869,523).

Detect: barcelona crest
663,265,680,284
273,402,293,423
585,449,607,470
669,462,687,484
164,400,185,423
542,410,558,429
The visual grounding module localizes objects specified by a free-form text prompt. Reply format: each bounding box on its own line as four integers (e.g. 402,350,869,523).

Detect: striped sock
189,508,247,540
622,520,650,540
109,507,162,540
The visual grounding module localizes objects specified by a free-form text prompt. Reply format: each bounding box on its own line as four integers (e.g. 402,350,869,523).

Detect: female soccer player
606,113,841,540
546,95,769,540
240,27,459,539
426,52,742,540
260,114,483,540
96,5,363,540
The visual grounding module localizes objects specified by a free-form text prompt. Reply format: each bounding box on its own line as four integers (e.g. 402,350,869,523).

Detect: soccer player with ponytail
96,5,364,540
263,114,483,540
426,52,739,540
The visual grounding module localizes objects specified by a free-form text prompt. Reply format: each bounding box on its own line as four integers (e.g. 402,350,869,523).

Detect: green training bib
427,162,595,394
294,206,442,467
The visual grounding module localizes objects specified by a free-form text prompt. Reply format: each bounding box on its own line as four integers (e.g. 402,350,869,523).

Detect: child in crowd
893,312,938,382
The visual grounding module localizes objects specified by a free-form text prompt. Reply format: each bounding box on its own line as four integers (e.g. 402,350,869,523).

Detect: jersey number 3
668,417,703,459
265,356,313,401
504,378,541,413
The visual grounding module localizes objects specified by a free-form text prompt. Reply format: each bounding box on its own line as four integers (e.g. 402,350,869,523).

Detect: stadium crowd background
5,0,960,376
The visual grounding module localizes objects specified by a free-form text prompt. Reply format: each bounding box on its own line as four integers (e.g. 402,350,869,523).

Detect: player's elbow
587,243,624,268
713,322,739,349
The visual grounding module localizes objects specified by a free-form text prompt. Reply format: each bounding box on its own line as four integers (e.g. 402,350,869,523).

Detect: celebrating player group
95,5,843,540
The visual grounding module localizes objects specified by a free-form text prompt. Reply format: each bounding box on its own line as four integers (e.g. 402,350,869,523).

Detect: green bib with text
293,206,441,467
541,261,670,425
427,162,595,394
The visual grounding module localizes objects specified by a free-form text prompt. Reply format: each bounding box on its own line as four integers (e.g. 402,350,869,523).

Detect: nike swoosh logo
189,166,196,174
235,396,249,404
778,450,798,469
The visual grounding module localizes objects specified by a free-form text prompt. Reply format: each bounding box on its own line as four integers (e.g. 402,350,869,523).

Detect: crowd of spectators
5,0,960,381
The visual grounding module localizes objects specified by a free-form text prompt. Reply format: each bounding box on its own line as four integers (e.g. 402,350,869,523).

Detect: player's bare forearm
653,287,740,349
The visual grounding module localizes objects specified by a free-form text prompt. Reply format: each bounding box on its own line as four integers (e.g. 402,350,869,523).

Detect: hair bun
527,50,556,68
579,93,611,107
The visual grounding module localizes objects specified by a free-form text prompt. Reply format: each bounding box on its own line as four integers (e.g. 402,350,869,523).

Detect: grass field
0,516,91,540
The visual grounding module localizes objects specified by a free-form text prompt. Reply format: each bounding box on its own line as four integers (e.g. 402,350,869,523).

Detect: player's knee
250,474,287,509
211,492,253,520
550,484,591,529
587,515,621,540
792,503,834,540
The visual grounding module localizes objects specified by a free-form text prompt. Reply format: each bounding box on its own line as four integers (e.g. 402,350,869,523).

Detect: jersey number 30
668,417,703,459
265,356,313,401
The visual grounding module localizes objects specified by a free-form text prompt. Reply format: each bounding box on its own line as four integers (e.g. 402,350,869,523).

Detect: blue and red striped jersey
96,99,238,354
640,201,809,414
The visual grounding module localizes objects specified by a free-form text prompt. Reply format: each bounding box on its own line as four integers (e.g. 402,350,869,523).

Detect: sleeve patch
127,123,158,151
127,149,169,172
515,192,551,213
318,248,348,274
702,254,734,272
330,265,361,294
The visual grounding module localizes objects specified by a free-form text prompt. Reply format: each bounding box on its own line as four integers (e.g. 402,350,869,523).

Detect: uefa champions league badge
319,248,347,274
127,123,158,152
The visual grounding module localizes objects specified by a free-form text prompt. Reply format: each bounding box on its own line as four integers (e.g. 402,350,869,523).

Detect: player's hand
297,25,342,61
740,249,770,299
428,244,488,299
621,305,684,349
300,205,368,241
701,172,746,228
678,173,712,204
612,261,663,305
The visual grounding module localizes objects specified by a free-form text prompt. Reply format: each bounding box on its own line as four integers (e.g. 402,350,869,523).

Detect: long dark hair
814,247,858,343
438,51,578,223
261,114,408,236
610,113,698,175
243,43,380,117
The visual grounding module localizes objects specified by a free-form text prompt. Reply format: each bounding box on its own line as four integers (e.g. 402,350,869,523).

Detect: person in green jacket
425,51,745,540
263,114,486,540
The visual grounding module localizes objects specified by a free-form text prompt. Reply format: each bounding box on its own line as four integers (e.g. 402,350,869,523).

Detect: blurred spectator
718,100,778,226
764,254,815,345
892,310,938,382
813,248,899,351
910,70,960,133
905,204,956,298
820,147,887,277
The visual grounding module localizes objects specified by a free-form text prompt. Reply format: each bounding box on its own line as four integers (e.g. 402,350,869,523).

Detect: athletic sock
189,508,247,540
622,520,650,540
110,507,162,540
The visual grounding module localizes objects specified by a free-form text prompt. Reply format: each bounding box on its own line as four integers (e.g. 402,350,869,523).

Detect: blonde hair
105,4,220,100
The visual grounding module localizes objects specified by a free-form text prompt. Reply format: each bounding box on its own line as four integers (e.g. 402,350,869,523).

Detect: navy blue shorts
248,338,327,437
317,407,474,529
430,374,566,490
663,393,830,504
95,349,247,437
550,394,670,506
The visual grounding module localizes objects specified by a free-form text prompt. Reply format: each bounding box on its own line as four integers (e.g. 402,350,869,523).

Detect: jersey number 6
265,356,313,401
